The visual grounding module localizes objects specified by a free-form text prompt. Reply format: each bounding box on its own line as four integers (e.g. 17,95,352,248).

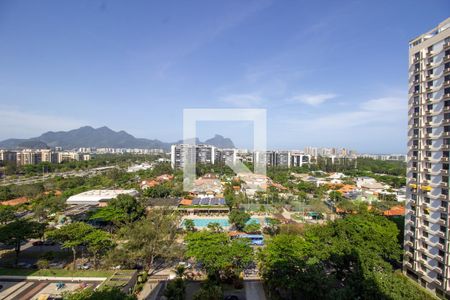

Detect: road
244,280,267,300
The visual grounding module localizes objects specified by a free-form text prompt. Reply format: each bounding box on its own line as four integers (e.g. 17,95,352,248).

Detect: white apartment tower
405,18,450,297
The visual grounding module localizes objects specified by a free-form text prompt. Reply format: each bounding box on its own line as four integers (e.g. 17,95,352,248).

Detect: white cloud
290,93,337,106
220,93,263,107
275,95,407,152
0,106,87,140
286,96,405,129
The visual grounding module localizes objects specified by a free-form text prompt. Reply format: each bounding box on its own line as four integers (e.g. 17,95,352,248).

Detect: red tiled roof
383,205,405,216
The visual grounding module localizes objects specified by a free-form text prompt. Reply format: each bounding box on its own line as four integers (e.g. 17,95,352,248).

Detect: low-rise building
66,189,138,205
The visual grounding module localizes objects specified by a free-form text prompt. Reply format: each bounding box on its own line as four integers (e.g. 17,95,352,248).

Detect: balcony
442,144,450,150
444,43,450,50
444,80,450,88
444,54,450,63
439,206,448,213
405,240,414,247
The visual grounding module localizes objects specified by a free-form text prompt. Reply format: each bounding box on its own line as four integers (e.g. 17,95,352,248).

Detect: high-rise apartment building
170,144,218,169
404,18,450,297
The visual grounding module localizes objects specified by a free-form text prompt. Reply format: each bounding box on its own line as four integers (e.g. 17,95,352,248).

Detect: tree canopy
0,219,45,265
185,231,253,281
258,214,433,300
228,209,250,231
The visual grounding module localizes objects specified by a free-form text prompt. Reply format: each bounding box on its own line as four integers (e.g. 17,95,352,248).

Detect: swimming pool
183,217,261,228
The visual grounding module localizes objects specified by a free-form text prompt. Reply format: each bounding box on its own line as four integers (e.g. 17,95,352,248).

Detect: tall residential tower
405,17,450,297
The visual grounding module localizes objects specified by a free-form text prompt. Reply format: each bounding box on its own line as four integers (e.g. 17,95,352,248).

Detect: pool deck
181,215,269,228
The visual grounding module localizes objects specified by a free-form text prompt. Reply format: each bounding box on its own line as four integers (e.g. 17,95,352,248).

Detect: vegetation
228,209,250,231
164,278,186,300
185,231,252,282
62,286,136,300
109,209,181,270
46,222,113,270
259,214,433,300
0,219,45,265
90,194,144,227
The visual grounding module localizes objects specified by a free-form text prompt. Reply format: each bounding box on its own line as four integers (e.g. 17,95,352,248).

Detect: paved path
244,280,267,300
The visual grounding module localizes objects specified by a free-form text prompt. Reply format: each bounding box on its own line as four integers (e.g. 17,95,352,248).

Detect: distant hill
0,126,235,150
204,134,235,149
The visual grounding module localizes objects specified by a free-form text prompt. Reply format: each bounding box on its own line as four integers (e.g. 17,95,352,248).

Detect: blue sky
0,0,449,153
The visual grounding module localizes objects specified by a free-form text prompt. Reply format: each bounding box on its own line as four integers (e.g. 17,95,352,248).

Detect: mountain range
0,126,235,150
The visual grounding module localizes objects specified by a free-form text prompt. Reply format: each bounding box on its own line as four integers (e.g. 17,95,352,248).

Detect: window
427,104,433,111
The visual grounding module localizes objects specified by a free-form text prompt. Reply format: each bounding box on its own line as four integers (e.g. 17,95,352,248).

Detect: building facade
170,144,217,169
404,18,450,297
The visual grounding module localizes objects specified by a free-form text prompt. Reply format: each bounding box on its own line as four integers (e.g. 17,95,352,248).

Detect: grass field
0,268,115,277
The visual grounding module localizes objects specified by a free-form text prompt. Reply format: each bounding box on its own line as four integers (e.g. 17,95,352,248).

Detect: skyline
0,1,449,152
0,124,405,155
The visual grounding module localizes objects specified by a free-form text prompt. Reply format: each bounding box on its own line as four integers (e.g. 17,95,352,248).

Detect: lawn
0,268,115,277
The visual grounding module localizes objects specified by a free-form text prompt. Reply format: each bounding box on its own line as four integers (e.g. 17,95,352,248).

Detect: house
383,205,405,216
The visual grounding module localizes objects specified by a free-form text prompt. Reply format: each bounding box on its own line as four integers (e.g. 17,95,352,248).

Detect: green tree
142,183,172,198
228,209,250,231
164,278,185,300
0,219,45,265
206,222,223,233
46,222,95,270
0,205,16,224
63,286,136,300
258,214,410,299
329,190,344,202
185,231,252,281
116,209,181,270
184,219,195,232
192,283,223,300
90,194,144,227
243,221,260,233
263,218,281,236
84,230,114,269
